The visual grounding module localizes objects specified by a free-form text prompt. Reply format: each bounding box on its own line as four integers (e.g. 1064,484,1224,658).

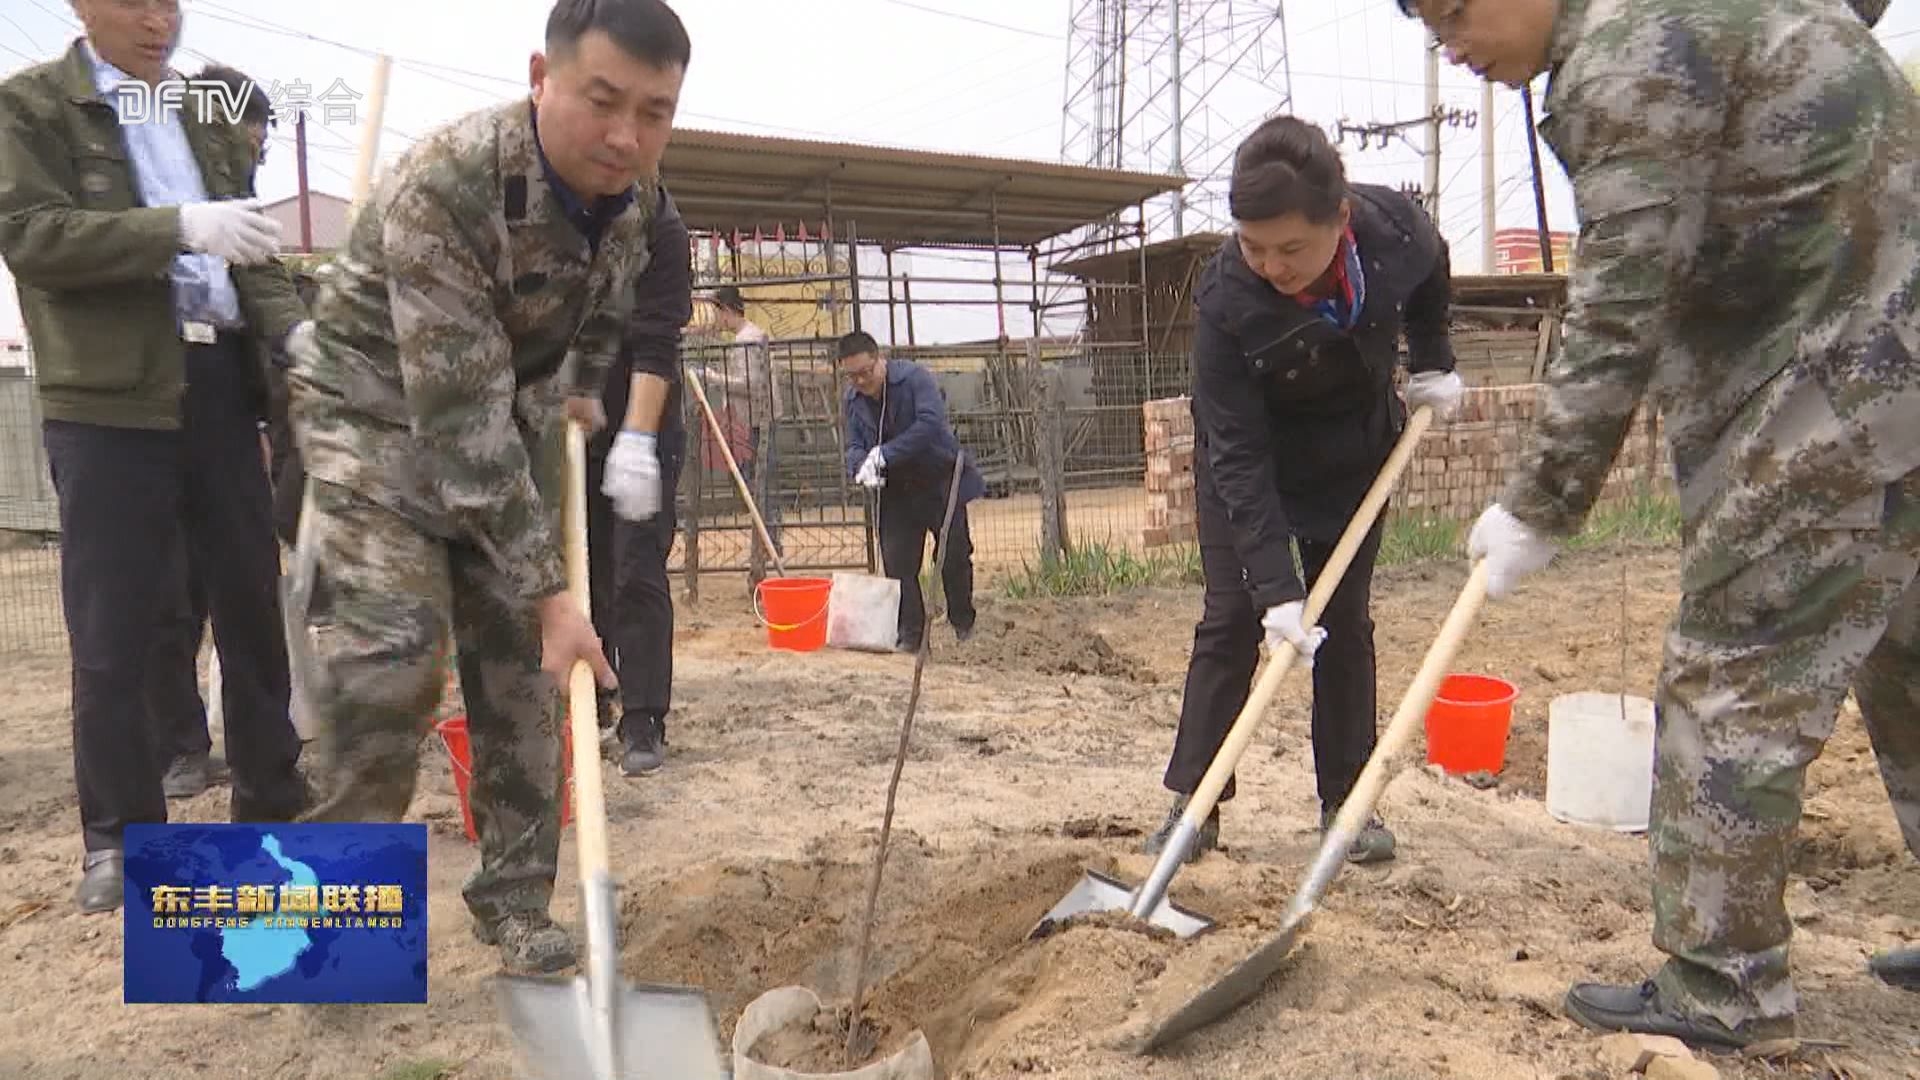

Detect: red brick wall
1139,386,1673,547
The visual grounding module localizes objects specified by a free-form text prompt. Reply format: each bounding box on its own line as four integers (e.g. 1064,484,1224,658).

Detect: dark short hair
197,63,273,127
836,331,879,361
711,284,745,313
546,0,691,70
1228,116,1348,225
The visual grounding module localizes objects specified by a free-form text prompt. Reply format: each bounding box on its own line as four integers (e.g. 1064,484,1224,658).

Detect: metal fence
0,350,1647,658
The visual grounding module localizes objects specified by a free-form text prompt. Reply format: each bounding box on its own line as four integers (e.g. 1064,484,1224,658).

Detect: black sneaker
619,714,666,777
1140,793,1219,863
163,752,211,799
1320,806,1397,864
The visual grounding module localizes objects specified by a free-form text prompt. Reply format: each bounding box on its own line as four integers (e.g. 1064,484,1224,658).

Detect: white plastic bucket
1546,692,1656,833
732,986,934,1080
826,572,902,654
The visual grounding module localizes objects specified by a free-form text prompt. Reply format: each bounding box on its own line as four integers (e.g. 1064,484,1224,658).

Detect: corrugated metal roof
1049,231,1227,278
660,128,1188,248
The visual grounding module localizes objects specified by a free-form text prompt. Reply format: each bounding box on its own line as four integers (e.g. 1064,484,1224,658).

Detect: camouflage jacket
1506,0,1920,594
288,99,658,603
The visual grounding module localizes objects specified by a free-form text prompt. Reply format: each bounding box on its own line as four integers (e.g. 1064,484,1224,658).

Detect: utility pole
1481,81,1496,272
1338,36,1475,217
295,112,313,253
1169,0,1185,236
349,53,393,212
1424,38,1441,220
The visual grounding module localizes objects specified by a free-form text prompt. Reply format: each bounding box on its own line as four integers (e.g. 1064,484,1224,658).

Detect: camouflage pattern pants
1652,470,1919,1031
297,477,566,928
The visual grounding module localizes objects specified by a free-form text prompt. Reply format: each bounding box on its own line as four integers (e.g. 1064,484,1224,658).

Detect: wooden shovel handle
1180,405,1436,826
1323,560,1489,847
685,368,787,577
565,420,612,881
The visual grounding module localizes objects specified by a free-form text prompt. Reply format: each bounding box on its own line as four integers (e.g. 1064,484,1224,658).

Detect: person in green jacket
0,0,310,914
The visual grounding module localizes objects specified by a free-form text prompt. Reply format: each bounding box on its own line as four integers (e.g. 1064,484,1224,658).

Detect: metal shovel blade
494,973,728,1080
1133,907,1313,1053
1028,869,1215,941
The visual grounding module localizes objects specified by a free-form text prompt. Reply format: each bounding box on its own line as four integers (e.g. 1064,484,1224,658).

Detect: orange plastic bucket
436,715,573,843
1424,674,1520,776
755,576,833,652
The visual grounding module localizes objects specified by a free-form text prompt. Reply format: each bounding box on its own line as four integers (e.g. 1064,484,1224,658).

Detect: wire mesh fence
0,350,1677,657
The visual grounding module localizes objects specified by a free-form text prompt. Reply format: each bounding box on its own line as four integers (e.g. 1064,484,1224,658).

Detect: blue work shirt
843,358,985,505
85,42,243,329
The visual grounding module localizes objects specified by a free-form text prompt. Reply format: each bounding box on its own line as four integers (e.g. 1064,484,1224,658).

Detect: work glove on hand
602,431,660,521
180,199,283,265
1404,370,1467,422
1262,600,1327,663
854,446,886,489
1467,502,1557,599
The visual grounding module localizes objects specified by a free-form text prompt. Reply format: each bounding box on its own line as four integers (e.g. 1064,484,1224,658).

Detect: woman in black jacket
1144,116,1465,865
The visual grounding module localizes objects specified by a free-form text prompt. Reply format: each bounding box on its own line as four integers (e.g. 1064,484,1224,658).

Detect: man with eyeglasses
1395,0,1919,1051
836,331,982,650
0,0,310,913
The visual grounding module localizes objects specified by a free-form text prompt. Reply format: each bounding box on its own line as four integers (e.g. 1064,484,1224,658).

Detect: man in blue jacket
838,331,983,650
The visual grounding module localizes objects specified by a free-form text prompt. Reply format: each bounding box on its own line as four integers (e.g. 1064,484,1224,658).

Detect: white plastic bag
826,571,901,653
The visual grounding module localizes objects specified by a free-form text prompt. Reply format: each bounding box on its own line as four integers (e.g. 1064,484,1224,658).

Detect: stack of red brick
1139,386,1675,548
1142,397,1197,547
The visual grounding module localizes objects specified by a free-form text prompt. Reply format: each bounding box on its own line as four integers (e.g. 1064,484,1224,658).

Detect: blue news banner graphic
123,823,428,1004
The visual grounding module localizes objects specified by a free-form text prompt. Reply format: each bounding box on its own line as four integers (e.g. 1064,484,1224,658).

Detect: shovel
281,478,322,741
686,367,785,576
494,419,728,1080
1029,405,1436,941
1132,557,1492,1053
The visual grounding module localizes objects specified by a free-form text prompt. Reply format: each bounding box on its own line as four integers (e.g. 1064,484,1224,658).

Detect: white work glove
854,446,886,489
602,431,660,521
1404,370,1466,422
179,198,283,265
1467,503,1557,599
1262,601,1327,663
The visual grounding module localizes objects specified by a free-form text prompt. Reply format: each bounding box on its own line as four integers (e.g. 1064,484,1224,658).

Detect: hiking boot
1870,947,1920,990
474,911,576,975
1563,979,1790,1051
1321,806,1397,864
1141,793,1220,863
619,714,666,777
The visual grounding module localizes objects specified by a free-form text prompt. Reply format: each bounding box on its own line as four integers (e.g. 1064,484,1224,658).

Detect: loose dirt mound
945,605,1155,682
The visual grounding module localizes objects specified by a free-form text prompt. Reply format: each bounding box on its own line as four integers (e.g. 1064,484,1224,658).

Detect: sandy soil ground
0,546,1914,1080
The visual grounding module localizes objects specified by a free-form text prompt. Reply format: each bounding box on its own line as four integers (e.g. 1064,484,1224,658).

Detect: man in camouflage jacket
287,0,693,974
1401,0,1919,1049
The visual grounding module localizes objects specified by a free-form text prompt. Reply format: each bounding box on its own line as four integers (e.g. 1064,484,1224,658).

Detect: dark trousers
1163,516,1384,812
585,440,682,722
145,545,213,762
44,337,304,853
878,490,976,643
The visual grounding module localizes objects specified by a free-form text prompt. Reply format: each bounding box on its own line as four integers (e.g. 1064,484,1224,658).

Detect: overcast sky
5,0,1920,346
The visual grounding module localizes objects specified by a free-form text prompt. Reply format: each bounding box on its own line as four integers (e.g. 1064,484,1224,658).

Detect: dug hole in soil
621,818,1316,1079
2,549,1916,1080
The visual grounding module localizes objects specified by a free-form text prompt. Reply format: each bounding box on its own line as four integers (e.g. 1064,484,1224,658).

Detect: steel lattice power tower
1060,0,1295,244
